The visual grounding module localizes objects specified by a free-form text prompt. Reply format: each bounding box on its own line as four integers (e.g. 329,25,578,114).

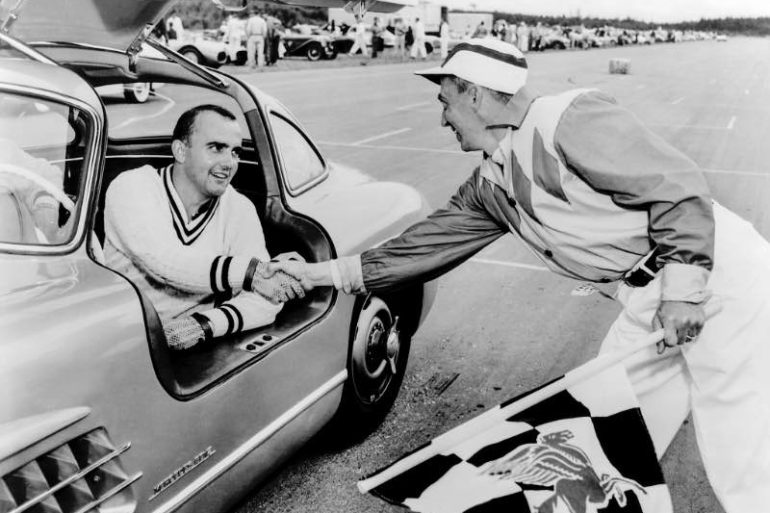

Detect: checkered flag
359,363,672,513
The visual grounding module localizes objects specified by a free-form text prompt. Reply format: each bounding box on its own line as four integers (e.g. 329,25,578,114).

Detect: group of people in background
223,8,282,69
471,19,545,53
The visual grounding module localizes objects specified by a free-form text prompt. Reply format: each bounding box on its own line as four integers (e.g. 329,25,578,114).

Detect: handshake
250,254,364,302
164,254,363,350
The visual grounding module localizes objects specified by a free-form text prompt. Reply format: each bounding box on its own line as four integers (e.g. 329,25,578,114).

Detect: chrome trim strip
151,370,347,513
69,472,143,513
0,83,103,257
10,443,132,513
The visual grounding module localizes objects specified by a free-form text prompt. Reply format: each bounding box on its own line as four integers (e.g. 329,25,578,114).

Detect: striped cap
415,38,528,95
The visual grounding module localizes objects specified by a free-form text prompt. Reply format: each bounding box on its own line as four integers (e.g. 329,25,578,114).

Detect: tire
306,44,322,61
123,82,151,103
180,47,203,65
330,296,410,441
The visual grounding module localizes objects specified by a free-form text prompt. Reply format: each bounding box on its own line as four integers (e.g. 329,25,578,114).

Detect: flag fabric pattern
363,364,672,513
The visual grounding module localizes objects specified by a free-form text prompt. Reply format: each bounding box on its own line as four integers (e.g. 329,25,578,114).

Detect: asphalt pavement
221,37,770,513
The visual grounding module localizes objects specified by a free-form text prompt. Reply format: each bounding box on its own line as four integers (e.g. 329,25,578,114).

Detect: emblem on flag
359,363,673,513
483,429,646,512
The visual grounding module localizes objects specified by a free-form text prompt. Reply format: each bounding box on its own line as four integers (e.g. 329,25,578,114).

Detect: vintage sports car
167,31,229,67
280,26,338,61
0,1,436,513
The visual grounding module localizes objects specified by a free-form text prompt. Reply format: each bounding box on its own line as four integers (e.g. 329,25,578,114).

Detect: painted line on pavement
726,116,737,130
318,140,467,155
670,97,685,105
112,91,175,132
648,123,731,130
396,101,432,111
470,258,549,272
352,128,412,145
703,168,768,177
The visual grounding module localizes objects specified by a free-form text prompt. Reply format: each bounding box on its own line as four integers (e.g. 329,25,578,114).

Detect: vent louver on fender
0,428,141,513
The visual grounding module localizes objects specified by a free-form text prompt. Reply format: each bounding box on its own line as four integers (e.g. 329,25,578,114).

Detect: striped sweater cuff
209,256,252,294
202,304,245,337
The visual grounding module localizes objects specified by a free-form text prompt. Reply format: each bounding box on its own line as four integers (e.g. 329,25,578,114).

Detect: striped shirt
360,87,714,302
104,165,280,336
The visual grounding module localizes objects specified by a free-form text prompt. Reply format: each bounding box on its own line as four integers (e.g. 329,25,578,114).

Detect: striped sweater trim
160,165,220,246
209,256,234,294
219,304,244,335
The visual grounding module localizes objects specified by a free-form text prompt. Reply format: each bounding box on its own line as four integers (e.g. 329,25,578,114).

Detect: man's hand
652,300,706,353
164,316,207,351
267,260,323,291
250,260,305,304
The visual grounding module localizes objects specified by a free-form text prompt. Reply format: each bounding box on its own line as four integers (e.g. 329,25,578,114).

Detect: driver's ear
171,139,187,163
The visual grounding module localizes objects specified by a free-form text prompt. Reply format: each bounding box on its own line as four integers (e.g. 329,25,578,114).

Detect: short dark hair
172,104,237,143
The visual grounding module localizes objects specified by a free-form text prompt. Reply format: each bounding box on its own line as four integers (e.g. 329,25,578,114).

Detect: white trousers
411,36,427,59
600,203,770,512
247,35,264,67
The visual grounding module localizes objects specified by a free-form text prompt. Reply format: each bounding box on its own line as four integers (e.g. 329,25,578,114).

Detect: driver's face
180,111,242,199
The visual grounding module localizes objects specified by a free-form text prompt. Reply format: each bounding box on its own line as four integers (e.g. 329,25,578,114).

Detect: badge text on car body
149,446,217,501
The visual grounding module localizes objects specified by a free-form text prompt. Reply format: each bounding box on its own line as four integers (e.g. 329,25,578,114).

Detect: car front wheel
180,47,203,65
306,44,322,61
123,83,151,103
335,296,410,437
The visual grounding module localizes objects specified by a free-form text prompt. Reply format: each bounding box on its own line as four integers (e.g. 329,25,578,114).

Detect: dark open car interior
94,108,335,399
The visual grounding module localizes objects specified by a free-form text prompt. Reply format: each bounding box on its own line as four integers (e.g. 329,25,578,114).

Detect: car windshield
0,91,89,246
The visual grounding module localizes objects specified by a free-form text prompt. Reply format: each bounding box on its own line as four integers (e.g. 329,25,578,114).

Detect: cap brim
414,67,452,84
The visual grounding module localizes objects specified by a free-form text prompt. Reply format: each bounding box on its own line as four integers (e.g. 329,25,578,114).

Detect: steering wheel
0,163,76,213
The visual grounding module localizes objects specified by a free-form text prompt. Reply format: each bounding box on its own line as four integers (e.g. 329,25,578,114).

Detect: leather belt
623,248,662,287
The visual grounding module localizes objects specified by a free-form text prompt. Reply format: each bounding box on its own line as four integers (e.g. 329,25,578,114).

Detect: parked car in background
281,25,337,60
0,3,436,513
540,28,570,50
715,34,728,42
167,30,228,67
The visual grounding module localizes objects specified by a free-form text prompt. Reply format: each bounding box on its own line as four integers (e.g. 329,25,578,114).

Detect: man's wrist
190,312,214,340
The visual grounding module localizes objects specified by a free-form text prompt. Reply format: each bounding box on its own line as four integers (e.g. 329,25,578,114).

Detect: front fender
285,161,430,257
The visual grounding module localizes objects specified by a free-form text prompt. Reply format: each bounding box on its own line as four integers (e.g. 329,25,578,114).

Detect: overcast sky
439,0,770,23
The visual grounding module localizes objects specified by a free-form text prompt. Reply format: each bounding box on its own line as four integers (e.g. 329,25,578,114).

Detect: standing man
439,16,450,59
410,17,427,60
245,7,267,69
166,10,184,41
348,14,370,58
272,39,770,512
393,17,407,59
104,105,303,350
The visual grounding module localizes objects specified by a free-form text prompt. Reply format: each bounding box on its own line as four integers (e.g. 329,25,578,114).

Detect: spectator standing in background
166,10,184,40
224,13,244,63
371,17,384,58
532,21,544,51
394,18,407,59
245,8,267,69
516,21,530,52
348,14,370,58
439,16,450,59
410,17,427,60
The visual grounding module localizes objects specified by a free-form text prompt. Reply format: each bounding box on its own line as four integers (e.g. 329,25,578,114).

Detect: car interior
91,80,335,398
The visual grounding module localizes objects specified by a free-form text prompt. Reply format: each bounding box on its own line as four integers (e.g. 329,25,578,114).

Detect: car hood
4,0,415,51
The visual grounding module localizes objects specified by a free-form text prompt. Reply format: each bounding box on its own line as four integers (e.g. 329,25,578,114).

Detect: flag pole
358,301,721,494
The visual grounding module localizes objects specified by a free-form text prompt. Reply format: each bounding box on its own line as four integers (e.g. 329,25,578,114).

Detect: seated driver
103,104,302,350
